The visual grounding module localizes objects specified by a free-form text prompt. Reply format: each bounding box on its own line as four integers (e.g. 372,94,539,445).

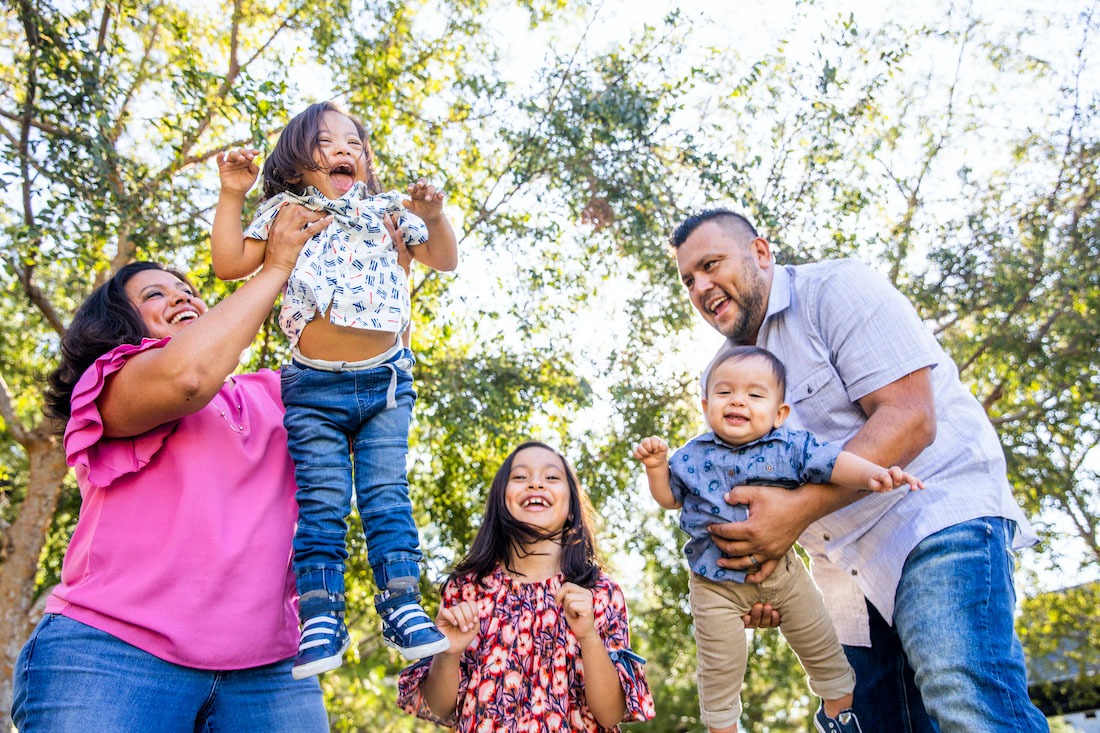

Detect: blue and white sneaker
292,590,352,680
375,588,450,660
813,703,863,733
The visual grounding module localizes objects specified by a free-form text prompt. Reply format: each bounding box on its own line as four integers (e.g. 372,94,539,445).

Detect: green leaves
3,0,1099,728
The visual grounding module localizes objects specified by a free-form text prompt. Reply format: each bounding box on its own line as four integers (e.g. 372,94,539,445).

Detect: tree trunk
0,434,69,730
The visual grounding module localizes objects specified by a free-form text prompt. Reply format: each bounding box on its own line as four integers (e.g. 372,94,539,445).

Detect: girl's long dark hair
44,261,191,427
450,441,601,589
262,101,381,200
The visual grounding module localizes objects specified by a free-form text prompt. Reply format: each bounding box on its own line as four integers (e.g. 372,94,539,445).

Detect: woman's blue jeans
843,516,1048,732
281,349,422,596
11,614,327,732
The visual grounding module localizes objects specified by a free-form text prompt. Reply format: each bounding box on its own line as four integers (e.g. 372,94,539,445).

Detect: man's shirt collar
760,263,792,332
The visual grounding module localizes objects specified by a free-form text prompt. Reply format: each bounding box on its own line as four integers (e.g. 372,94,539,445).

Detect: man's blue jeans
12,614,327,732
281,348,421,596
843,516,1048,732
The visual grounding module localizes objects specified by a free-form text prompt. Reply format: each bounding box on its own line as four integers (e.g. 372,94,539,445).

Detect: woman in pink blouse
398,442,656,732
11,205,334,731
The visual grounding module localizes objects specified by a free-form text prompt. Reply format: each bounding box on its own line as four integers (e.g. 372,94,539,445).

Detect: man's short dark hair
703,345,787,400
670,208,759,248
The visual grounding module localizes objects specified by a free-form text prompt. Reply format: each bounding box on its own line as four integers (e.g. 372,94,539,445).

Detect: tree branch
887,18,975,284
6,258,67,337
95,0,111,54
240,4,304,71
0,107,95,148
108,19,162,145
0,375,30,446
142,0,299,194
172,129,284,173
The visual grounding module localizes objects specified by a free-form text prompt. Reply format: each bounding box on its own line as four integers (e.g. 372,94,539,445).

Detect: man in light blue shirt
670,209,1046,732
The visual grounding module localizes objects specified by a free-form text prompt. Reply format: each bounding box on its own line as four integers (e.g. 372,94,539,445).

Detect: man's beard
718,273,767,344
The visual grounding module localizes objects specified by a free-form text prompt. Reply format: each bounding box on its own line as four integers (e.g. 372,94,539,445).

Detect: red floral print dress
398,567,655,732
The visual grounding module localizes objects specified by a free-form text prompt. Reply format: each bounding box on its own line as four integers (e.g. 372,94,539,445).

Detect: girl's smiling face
504,446,572,535
125,269,207,339
299,111,368,198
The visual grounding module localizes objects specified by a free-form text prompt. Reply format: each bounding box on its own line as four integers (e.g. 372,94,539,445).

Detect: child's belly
297,315,400,361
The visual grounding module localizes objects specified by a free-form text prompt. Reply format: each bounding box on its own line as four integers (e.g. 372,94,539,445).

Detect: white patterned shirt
243,182,428,346
705,260,1037,646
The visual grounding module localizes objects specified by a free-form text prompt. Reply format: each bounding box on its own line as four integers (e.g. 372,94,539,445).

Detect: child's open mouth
329,163,355,193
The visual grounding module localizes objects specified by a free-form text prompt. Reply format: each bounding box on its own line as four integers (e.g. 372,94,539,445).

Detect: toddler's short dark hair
703,345,787,400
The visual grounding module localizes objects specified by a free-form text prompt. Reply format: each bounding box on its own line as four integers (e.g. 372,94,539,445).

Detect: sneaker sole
291,637,352,680
383,635,451,660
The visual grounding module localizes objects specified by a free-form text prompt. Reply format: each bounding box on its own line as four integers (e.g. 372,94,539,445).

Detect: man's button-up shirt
703,260,1037,645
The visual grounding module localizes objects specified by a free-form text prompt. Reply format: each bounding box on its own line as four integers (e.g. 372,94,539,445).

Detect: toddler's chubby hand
868,465,926,493
436,600,480,657
403,178,446,222
632,437,669,469
216,148,261,196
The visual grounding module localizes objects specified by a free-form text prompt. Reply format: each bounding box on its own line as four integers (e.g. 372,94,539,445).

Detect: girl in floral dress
398,441,655,732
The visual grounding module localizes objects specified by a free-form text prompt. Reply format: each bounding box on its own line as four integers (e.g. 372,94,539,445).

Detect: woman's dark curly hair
261,101,381,200
44,261,193,427
450,441,601,589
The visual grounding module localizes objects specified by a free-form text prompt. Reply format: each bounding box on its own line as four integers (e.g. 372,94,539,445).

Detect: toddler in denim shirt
633,346,922,733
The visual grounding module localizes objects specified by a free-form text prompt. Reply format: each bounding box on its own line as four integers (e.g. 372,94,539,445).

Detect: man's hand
216,148,261,197
403,178,445,222
632,437,669,469
708,483,818,582
742,602,781,629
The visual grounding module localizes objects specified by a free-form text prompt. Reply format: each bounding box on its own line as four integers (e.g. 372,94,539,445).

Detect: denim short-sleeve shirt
669,427,842,582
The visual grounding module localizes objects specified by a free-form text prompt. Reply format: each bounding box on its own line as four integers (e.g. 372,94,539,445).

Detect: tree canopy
2,0,1097,729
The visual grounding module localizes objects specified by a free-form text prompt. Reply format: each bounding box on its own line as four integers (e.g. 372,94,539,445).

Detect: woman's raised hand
216,148,261,197
264,204,330,277
555,582,598,643
436,601,480,657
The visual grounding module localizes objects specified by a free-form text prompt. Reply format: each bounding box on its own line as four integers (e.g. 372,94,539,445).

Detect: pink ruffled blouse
44,338,300,669
398,567,655,732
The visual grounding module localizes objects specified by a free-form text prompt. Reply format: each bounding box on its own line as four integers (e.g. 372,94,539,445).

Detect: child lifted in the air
633,345,924,733
211,101,458,680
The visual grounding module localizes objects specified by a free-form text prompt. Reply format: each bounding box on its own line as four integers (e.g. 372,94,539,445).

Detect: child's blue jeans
281,346,421,598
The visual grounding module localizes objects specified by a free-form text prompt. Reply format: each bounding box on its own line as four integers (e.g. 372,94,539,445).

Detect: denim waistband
290,341,410,409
